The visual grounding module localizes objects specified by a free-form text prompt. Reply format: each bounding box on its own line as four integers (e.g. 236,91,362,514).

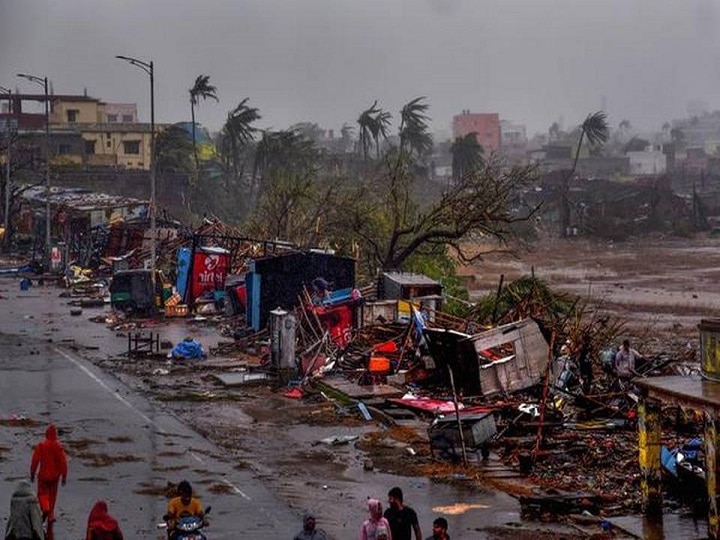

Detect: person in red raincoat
85,501,123,540
30,424,68,522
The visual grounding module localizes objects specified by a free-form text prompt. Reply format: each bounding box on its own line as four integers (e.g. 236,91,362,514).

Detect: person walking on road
85,501,123,540
359,498,392,540
30,423,68,522
384,487,422,540
5,480,44,540
425,517,450,540
293,512,327,540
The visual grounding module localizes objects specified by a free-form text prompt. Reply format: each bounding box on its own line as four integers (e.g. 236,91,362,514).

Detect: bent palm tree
357,101,380,161
571,111,609,173
399,97,433,160
562,111,608,237
189,75,219,171
221,98,261,176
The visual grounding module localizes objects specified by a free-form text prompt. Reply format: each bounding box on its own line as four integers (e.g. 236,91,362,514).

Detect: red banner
190,249,230,302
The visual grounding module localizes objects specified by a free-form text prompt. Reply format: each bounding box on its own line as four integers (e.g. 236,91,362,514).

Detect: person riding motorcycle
166,480,205,539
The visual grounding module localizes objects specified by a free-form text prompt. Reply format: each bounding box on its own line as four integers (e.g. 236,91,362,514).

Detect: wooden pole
533,331,556,459
491,273,504,324
447,365,468,467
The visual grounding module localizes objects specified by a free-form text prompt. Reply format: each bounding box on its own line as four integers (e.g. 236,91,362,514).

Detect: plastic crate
165,304,189,318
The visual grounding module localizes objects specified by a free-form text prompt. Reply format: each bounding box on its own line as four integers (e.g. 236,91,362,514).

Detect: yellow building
49,95,156,170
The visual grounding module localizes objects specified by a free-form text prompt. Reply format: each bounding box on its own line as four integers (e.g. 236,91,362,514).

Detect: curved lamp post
0,86,11,250
116,55,156,280
16,73,50,262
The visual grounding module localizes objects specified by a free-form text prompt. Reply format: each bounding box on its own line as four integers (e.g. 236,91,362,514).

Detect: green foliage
451,133,484,181
471,275,576,325
404,249,471,317
339,156,538,276
155,125,193,174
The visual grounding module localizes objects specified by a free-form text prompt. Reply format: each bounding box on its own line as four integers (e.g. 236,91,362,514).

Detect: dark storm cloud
1,0,719,137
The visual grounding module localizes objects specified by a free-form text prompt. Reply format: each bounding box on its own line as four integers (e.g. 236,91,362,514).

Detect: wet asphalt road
0,279,299,539
0,277,522,539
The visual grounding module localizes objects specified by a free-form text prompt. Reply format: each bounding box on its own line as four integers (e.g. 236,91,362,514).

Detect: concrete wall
81,129,152,170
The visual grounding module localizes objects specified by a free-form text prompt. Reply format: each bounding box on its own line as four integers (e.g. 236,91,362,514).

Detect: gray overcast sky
2,0,719,137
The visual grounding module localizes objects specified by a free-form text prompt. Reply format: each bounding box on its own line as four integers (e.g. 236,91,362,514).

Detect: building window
123,140,141,155
66,109,79,123
85,140,96,154
122,114,133,123
107,114,118,123
106,140,112,148
106,132,111,138
58,144,72,155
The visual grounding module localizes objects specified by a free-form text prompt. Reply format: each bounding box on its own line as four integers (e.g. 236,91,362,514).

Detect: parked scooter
159,506,211,540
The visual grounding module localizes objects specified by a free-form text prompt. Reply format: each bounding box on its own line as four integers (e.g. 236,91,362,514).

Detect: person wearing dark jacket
5,480,44,540
85,501,123,540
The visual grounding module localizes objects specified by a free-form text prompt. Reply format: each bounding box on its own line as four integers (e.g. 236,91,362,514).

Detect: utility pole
116,55,156,282
17,73,51,265
0,86,11,251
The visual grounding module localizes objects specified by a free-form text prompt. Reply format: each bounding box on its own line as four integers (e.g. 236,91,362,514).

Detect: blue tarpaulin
171,338,205,360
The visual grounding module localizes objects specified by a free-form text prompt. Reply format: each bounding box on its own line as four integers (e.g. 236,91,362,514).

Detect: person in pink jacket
359,498,392,540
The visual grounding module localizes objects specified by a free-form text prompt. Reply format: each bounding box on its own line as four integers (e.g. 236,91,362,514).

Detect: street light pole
17,73,51,265
0,86,11,251
116,55,156,281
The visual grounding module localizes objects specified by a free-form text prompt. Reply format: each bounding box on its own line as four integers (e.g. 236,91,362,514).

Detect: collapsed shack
423,319,550,397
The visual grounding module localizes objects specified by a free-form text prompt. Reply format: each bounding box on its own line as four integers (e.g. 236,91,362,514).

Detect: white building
627,145,666,175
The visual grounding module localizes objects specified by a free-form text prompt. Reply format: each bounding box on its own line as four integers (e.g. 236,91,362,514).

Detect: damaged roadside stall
176,245,231,315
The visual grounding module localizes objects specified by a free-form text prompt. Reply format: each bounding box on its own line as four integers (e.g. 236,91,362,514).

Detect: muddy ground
461,233,720,347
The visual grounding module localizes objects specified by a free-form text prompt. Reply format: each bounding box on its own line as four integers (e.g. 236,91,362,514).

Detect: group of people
556,336,645,394
6,424,124,540
294,487,450,540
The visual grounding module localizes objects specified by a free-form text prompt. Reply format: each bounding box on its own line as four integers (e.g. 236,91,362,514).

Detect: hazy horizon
2,0,719,138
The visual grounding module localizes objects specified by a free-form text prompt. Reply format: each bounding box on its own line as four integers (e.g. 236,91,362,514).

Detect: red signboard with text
190,247,230,303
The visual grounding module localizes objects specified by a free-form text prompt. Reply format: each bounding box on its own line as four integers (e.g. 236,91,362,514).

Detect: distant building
627,145,667,176
500,120,528,162
452,111,501,155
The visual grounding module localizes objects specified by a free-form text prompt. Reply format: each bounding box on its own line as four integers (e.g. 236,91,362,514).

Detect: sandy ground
460,234,720,347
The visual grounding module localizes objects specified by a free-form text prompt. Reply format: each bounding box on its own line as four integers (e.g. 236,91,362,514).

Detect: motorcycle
159,506,211,540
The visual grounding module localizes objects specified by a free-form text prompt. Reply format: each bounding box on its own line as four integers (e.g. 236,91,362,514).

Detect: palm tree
562,111,608,237
189,75,219,171
357,101,380,161
399,97,433,159
220,98,261,177
371,108,392,159
571,111,609,173
451,133,484,181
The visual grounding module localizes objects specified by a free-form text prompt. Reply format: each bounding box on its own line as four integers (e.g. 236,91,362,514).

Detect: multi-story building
452,111,501,155
0,93,154,170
